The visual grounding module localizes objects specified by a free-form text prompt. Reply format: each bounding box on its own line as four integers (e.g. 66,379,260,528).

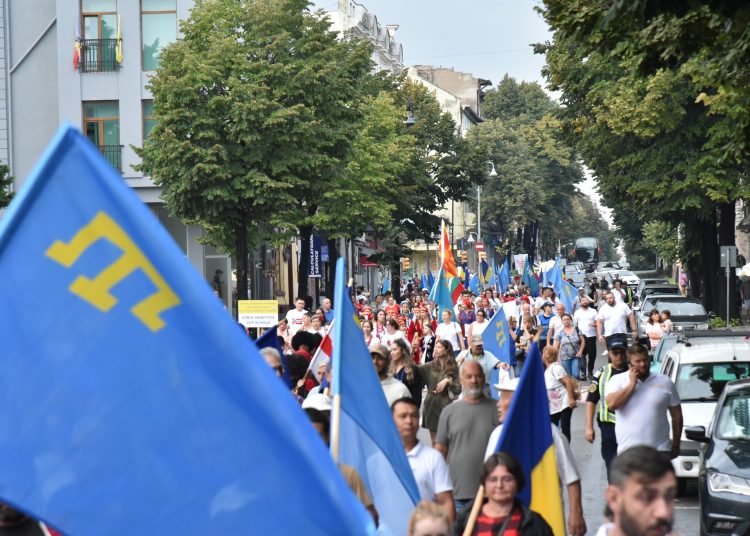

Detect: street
572,343,700,534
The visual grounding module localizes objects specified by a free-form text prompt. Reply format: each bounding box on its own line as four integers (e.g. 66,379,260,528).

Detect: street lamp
478,162,497,243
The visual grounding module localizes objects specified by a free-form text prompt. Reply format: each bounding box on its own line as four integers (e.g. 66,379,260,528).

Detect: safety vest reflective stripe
598,365,616,423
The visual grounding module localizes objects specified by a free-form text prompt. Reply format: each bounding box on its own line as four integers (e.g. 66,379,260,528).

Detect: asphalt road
572,344,700,535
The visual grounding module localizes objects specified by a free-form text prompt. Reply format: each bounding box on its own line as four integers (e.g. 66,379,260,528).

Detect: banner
309,233,322,278
513,254,527,274
238,300,279,328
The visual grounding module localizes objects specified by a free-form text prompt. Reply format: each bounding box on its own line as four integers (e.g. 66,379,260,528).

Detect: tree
0,165,12,209
138,0,374,300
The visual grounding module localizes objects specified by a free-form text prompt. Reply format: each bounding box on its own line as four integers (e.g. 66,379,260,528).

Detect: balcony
80,39,120,73
98,145,123,174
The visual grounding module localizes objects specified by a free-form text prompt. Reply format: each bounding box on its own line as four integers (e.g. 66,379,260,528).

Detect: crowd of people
252,272,686,535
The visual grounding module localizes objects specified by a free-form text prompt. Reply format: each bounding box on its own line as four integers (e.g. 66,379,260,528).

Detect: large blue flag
492,343,565,534
331,259,420,536
427,269,435,289
545,256,564,293
498,258,511,294
468,272,480,294
420,273,428,290
521,255,539,297
558,278,578,314
381,272,391,294
482,308,513,366
429,264,456,320
0,126,374,535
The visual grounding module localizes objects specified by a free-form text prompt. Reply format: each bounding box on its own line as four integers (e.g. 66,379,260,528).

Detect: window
143,100,156,139
142,0,177,71
676,362,750,401
81,0,119,72
84,101,122,173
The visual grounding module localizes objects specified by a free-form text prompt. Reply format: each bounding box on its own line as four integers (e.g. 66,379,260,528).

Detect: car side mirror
708,311,717,319
685,425,710,443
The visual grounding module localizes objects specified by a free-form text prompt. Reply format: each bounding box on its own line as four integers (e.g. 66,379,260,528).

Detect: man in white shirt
596,291,636,349
546,302,567,347
391,397,455,522
285,297,308,336
534,287,553,315
484,377,587,536
573,296,598,379
370,343,411,406
605,344,683,457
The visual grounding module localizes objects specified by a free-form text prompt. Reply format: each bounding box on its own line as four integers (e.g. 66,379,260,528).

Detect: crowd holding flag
331,259,420,536
0,126,375,535
491,343,566,535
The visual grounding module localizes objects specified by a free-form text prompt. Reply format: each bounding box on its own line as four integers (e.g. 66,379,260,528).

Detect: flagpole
330,277,351,464
462,486,485,536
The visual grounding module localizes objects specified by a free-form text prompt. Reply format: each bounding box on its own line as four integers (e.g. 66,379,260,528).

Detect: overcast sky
312,0,552,86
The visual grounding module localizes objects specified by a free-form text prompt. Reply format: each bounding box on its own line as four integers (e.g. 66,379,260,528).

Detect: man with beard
597,446,677,536
434,361,498,514
605,344,683,458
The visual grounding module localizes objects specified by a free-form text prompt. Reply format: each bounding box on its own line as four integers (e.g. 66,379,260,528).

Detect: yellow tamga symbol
46,211,180,332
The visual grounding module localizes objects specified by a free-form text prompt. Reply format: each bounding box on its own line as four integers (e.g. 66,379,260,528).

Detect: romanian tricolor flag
73,18,82,70
491,342,565,536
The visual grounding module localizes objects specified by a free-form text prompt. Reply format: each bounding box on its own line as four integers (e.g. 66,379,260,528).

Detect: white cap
301,392,332,411
494,377,520,392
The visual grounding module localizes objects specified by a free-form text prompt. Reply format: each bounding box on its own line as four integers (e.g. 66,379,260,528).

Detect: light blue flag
420,273,428,290
382,272,390,294
546,256,564,293
482,308,513,366
468,273,480,294
431,265,457,320
0,126,374,536
558,278,578,314
522,256,539,297
331,259,420,536
498,258,511,294
427,269,435,289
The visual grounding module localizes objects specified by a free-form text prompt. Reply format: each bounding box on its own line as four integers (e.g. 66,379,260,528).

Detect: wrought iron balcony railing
80,39,120,73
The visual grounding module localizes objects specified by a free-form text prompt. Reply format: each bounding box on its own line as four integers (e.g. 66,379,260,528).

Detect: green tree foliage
468,75,613,262
138,0,374,299
0,164,12,209
538,1,749,312
642,221,678,266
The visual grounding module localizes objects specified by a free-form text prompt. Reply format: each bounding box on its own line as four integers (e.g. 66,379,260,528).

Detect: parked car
563,262,585,287
659,336,750,492
636,295,710,340
635,284,681,307
686,378,750,535
650,332,680,373
616,269,641,289
636,277,671,297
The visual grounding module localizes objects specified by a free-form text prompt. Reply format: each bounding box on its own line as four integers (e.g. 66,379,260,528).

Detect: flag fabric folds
545,256,564,293
115,14,123,64
0,125,374,535
439,219,459,277
331,258,420,536
522,256,539,297
427,269,435,289
430,265,457,320
498,257,511,294
558,278,578,314
479,257,493,287
382,273,391,294
468,272,480,294
73,18,82,70
420,273,428,290
492,343,565,535
481,308,513,365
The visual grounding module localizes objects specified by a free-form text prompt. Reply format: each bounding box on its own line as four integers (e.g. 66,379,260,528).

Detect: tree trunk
698,211,720,313
236,224,249,300
392,256,402,302
718,202,737,319
297,224,312,302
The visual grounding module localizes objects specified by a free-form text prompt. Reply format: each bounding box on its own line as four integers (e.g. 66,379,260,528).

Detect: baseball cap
369,343,389,359
470,334,484,346
542,301,554,309
494,377,520,392
608,339,628,352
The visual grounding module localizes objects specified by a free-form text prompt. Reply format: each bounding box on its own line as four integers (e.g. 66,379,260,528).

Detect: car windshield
619,270,635,277
716,394,750,440
677,363,750,401
655,301,707,316
642,287,680,297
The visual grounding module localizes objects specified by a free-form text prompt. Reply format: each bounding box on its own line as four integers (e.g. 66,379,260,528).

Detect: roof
668,337,750,364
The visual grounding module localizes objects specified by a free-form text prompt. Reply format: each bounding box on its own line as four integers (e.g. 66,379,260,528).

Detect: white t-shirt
485,423,580,486
544,362,569,414
436,321,463,351
547,315,564,341
380,377,412,407
501,300,520,323
596,302,632,336
470,320,489,337
407,442,454,501
381,329,409,350
285,308,308,335
573,307,598,337
604,372,680,453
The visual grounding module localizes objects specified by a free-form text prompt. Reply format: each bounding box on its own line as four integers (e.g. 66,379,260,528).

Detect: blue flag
546,256,564,293
331,259,419,536
427,269,435,289
256,325,292,388
420,273,428,290
522,256,539,297
482,308,513,367
0,126,374,535
468,272,480,294
431,265,456,320
558,278,578,314
382,273,390,294
493,343,565,534
498,258,511,294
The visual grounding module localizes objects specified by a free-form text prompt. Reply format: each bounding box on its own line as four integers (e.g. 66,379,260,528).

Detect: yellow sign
238,300,279,328
46,211,180,332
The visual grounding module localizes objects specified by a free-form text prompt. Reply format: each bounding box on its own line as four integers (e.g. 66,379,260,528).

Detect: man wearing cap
585,340,629,479
534,287,553,315
537,301,555,352
596,290,636,349
456,335,504,397
370,343,411,406
435,361,499,513
485,378,587,536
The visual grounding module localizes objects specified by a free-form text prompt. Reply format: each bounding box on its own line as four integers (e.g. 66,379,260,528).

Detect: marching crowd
253,274,685,536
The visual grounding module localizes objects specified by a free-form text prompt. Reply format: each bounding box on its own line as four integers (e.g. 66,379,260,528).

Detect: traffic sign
475,242,484,251
720,245,737,268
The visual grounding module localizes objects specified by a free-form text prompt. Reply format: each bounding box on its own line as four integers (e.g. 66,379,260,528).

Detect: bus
573,237,600,272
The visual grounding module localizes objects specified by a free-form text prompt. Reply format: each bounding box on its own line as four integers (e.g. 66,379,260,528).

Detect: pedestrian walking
596,291,637,349
543,346,578,442
554,313,586,380
573,296,598,379
418,340,461,444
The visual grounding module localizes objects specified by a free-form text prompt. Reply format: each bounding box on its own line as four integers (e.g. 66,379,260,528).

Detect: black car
686,378,750,536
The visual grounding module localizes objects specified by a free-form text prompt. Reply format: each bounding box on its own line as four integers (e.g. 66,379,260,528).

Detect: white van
659,334,750,491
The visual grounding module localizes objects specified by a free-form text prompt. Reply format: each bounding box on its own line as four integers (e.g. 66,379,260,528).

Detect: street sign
720,245,737,268
238,300,279,328
475,242,484,251
308,233,322,278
